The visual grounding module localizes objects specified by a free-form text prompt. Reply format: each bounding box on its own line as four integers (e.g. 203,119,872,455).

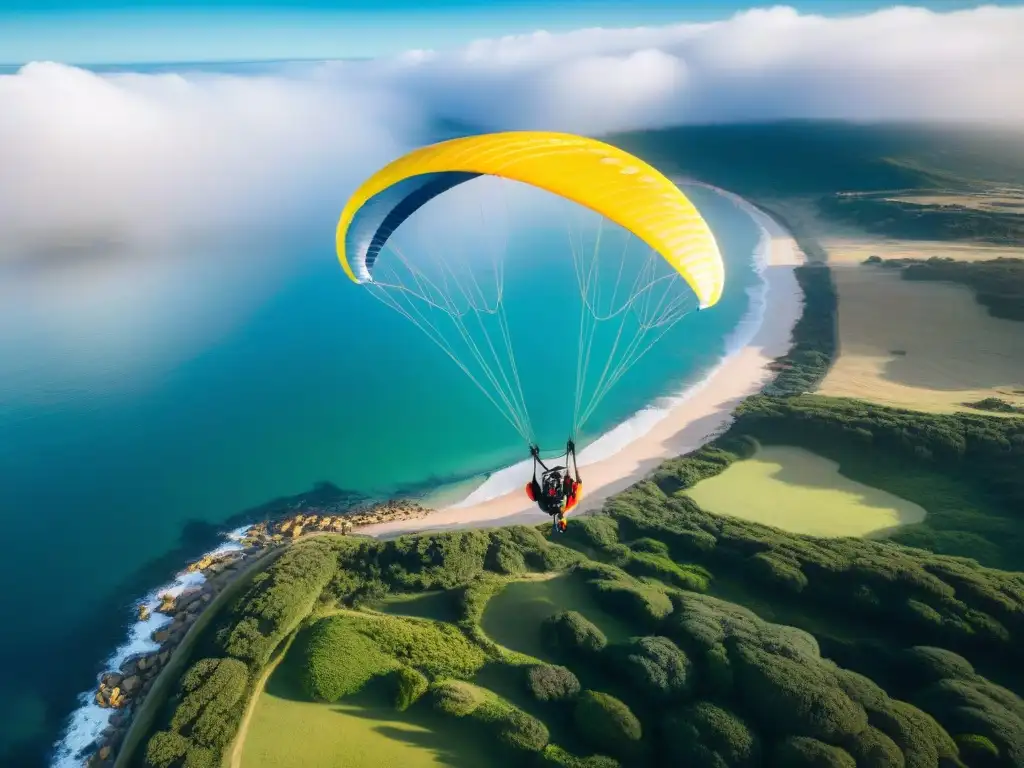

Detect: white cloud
1,4,1022,264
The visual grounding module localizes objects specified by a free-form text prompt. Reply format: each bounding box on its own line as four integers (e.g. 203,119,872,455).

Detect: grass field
240,630,502,768
371,591,459,623
685,444,927,538
479,573,633,661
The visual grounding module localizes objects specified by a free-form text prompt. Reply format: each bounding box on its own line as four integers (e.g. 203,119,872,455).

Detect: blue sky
0,0,1007,64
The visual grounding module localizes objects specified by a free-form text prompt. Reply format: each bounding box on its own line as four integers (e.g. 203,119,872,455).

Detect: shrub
527,664,581,702
393,667,428,712
870,699,960,768
490,706,550,752
539,745,620,767
144,731,189,768
900,646,976,686
954,734,999,766
301,618,398,701
574,690,642,758
773,736,857,768
182,746,215,768
169,657,249,752
661,701,759,766
609,636,694,700
431,680,484,716
629,538,669,556
216,539,338,666
732,641,868,743
541,611,608,656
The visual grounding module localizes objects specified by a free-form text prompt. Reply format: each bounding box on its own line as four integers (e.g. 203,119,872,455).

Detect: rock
157,596,176,615
120,659,139,677
137,604,151,621
108,729,125,750
159,651,170,666
121,675,141,694
108,688,123,708
152,629,171,644
109,712,126,728
291,525,303,538
99,746,111,761
101,673,123,689
176,588,202,610
201,593,212,604
141,679,153,696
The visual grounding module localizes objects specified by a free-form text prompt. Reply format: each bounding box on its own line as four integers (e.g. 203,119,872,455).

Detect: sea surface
0,175,763,766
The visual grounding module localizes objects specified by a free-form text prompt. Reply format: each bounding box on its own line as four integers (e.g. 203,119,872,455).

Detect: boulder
120,658,139,677
98,746,111,761
100,673,123,690
175,589,202,610
158,651,170,666
109,712,125,728
152,629,171,644
157,593,176,614
137,604,151,621
121,675,141,694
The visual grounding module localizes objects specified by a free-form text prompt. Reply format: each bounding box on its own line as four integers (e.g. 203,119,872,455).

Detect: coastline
359,182,806,538
52,181,806,767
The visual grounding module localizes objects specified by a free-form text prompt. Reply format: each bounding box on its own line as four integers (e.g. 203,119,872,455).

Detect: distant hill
609,121,1024,197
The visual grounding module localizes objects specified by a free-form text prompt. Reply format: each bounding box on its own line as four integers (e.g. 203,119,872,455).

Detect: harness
529,440,580,516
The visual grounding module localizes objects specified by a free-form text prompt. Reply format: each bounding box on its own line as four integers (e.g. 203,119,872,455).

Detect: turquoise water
0,182,761,765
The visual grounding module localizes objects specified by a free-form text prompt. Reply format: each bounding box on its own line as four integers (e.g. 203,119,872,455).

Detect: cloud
1,4,1022,266
2,5,1023,259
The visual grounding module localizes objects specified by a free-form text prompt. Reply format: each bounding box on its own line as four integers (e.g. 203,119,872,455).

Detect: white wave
50,527,253,768
450,183,773,508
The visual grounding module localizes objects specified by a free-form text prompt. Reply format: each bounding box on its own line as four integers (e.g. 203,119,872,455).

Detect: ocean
0,178,764,766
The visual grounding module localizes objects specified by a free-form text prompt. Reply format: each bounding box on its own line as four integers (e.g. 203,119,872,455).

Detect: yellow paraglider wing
336,131,724,309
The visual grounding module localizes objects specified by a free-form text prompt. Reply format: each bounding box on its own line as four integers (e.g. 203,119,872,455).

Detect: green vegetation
137,468,1024,768
612,122,1024,250
964,398,1024,415
867,256,1024,322
479,571,632,660
527,664,581,702
821,194,1024,245
541,611,608,657
573,690,642,759
764,264,838,396
140,538,344,768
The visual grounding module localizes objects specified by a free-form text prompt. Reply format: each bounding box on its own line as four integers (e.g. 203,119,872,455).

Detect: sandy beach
818,263,1024,412
361,185,807,538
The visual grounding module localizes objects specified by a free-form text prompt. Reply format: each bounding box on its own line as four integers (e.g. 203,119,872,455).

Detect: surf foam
50,525,251,767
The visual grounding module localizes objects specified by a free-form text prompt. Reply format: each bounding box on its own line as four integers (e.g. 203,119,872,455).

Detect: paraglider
337,131,724,532
525,441,582,533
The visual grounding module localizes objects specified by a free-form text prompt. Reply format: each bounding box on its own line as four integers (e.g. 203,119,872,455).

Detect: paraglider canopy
335,131,725,451
337,131,724,309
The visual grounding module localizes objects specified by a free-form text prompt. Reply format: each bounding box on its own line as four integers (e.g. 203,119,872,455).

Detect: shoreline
358,182,807,538
53,181,806,767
